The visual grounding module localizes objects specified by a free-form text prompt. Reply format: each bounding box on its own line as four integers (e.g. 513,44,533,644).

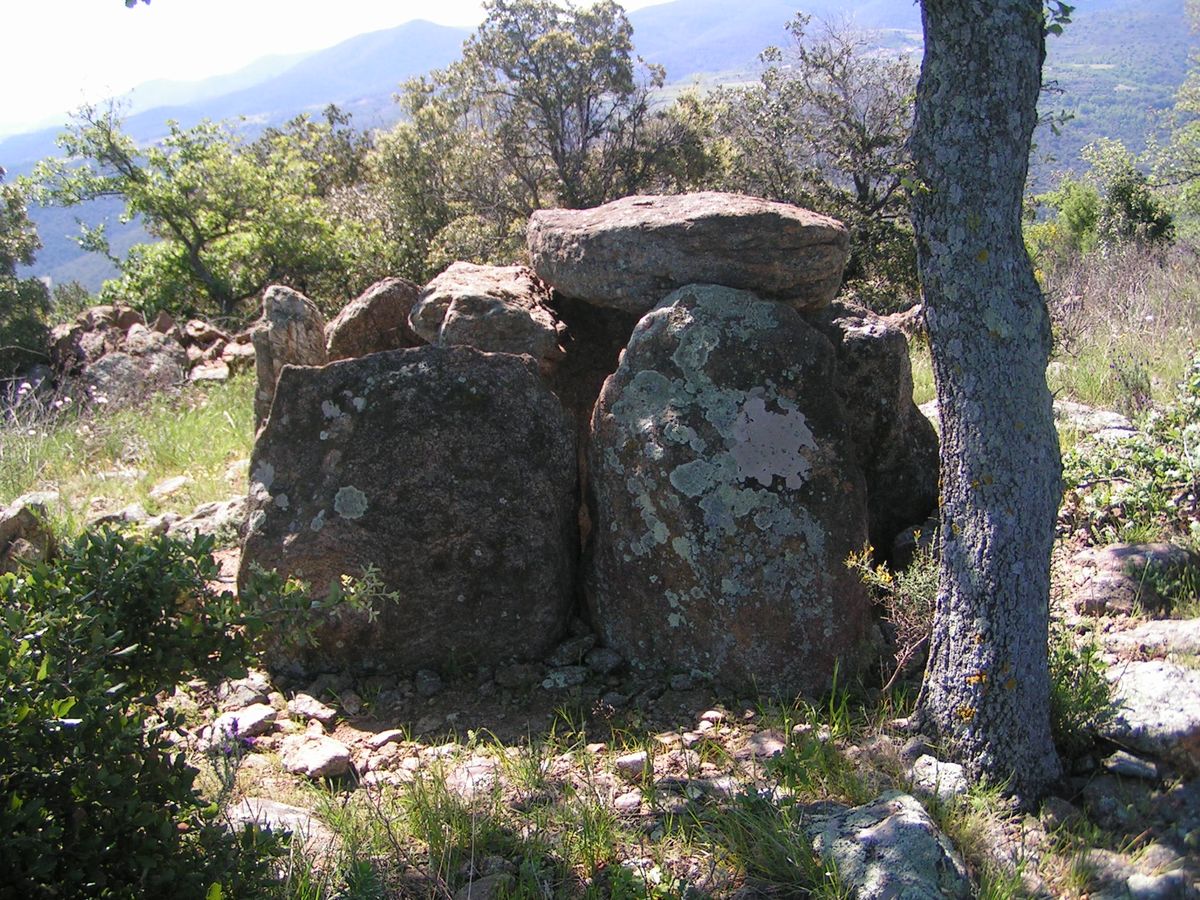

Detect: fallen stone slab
528,192,849,315
804,791,972,899
1102,660,1200,775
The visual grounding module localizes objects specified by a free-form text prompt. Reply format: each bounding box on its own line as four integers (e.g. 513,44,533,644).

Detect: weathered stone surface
80,324,188,404
587,284,872,696
280,734,352,778
288,693,338,726
0,498,55,573
410,263,565,370
325,276,423,361
1069,543,1200,617
228,798,338,857
238,346,578,676
251,285,328,427
806,301,939,554
805,792,972,900
528,192,850,315
165,496,246,542
908,754,969,801
1105,618,1200,659
1101,660,1200,774
210,704,277,743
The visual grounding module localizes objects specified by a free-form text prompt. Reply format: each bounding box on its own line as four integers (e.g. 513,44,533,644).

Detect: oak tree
910,0,1064,799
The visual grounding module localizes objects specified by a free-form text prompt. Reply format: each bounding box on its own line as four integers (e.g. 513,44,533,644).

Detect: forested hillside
3,0,1188,291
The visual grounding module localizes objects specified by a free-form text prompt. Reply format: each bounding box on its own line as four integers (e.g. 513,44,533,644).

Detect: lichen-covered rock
238,346,578,676
806,301,939,555
1101,660,1200,775
1068,543,1200,616
251,285,328,427
587,283,872,696
0,497,56,574
410,263,566,371
325,276,423,361
528,192,850,316
805,792,972,899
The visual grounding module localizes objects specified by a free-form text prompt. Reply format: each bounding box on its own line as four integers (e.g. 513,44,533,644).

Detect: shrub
0,528,284,898
1048,623,1114,760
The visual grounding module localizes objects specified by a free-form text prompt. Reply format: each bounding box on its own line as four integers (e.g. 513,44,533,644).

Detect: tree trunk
910,0,1062,798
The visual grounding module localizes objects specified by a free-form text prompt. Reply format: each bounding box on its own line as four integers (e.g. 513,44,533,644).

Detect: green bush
0,528,284,898
1048,623,1114,760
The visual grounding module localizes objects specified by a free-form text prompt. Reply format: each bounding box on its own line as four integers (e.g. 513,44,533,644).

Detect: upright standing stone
806,301,939,555
252,285,328,427
587,283,872,696
238,346,578,676
325,276,424,362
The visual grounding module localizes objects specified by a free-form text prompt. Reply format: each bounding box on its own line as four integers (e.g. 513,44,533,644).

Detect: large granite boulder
325,276,424,362
806,301,939,555
252,285,328,427
238,346,578,676
587,283,872,696
409,263,566,372
528,192,850,316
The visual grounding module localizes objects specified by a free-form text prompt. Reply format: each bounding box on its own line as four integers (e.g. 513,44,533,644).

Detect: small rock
228,798,337,858
585,647,624,675
1040,796,1082,831
218,671,271,710
615,750,650,782
548,634,597,667
288,693,337,726
738,729,787,760
452,872,514,900
280,734,352,778
367,729,407,750
541,666,588,690
414,669,443,698
1125,871,1193,899
614,790,643,812
699,709,726,725
1102,660,1200,775
805,791,972,899
1103,750,1160,781
908,754,969,802
211,703,277,742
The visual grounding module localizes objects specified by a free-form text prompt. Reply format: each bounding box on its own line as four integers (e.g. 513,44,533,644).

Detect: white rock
211,703,277,743
288,692,338,726
908,754,969,801
615,750,650,781
280,734,352,778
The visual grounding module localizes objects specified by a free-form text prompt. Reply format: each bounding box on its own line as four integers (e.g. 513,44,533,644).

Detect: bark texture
910,0,1062,797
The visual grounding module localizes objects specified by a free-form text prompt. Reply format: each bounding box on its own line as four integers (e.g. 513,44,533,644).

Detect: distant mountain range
3,0,1187,291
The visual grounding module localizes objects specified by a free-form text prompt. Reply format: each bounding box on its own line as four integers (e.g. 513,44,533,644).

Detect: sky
0,0,669,136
